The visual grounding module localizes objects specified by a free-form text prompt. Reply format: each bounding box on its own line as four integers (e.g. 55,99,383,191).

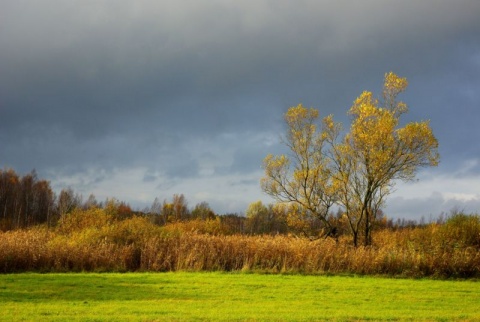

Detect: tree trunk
352,230,358,247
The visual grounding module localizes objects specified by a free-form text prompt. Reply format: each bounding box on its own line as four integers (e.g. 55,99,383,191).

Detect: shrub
440,212,480,249
56,207,115,235
160,218,225,236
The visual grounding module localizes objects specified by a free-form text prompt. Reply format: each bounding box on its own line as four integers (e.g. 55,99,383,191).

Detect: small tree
245,200,270,234
172,194,189,221
245,200,288,235
191,201,216,220
57,187,82,216
261,105,338,238
158,194,190,224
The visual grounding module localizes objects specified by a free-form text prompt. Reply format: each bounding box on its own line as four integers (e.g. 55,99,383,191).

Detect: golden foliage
262,72,439,246
261,104,337,235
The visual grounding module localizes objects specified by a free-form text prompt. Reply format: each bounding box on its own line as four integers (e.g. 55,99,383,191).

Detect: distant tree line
0,169,55,229
0,168,131,230
0,168,450,236
0,168,247,233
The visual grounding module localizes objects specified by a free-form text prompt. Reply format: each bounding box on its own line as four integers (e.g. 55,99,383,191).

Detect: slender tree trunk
364,208,371,246
352,230,358,247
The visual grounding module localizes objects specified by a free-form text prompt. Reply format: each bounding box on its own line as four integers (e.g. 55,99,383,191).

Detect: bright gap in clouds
386,159,480,220
49,166,269,215
47,131,279,215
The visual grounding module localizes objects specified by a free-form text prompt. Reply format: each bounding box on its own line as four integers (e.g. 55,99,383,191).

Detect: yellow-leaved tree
262,72,439,246
261,104,338,238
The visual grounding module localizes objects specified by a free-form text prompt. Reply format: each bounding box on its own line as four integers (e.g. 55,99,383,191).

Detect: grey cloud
387,191,480,221
142,173,157,183
1,0,480,213
387,192,446,220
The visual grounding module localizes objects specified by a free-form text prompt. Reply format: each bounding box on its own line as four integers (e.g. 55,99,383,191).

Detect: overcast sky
1,0,480,219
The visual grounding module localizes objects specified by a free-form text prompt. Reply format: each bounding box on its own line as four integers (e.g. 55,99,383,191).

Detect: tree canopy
262,72,439,245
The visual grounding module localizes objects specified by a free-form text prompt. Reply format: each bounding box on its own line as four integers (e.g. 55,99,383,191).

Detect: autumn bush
1,208,479,278
440,212,480,249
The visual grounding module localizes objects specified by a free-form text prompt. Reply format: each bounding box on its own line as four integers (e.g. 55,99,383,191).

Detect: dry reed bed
1,223,479,278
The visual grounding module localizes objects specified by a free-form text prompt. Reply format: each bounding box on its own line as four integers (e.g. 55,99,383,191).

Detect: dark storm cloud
1,0,480,215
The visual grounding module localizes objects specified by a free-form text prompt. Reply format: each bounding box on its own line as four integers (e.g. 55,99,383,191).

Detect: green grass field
0,272,478,321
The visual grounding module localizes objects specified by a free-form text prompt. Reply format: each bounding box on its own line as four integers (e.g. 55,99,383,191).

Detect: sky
1,0,480,220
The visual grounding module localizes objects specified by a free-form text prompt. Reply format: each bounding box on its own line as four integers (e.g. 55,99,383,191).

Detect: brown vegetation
1,207,479,278
1,169,478,278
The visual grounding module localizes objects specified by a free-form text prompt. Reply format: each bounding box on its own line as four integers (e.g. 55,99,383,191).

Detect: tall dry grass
1,208,479,278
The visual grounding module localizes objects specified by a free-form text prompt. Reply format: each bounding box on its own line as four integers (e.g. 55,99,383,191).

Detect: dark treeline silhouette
0,168,133,230
0,168,247,233
0,169,55,229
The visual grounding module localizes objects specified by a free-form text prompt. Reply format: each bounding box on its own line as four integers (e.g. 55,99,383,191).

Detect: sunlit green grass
1,272,479,321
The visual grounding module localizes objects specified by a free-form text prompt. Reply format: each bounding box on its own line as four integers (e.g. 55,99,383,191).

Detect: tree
245,201,289,235
150,197,164,225
32,179,55,226
83,194,99,210
102,198,133,219
154,194,190,224
261,104,338,238
0,169,55,229
19,170,36,227
327,72,439,246
0,169,20,229
191,202,216,220
57,187,81,215
263,72,439,246
172,194,189,221
245,201,270,234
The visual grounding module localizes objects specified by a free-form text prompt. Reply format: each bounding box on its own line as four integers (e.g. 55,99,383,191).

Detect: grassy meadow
1,272,479,321
1,208,479,320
